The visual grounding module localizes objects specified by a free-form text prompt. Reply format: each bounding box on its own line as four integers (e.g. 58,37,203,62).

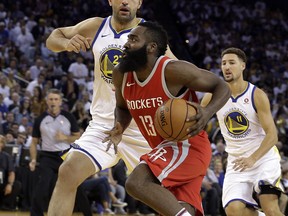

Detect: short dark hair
221,47,247,63
46,88,63,98
138,21,168,56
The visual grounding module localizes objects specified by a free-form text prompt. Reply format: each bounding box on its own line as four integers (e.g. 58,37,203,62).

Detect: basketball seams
154,98,197,142
168,99,174,140
154,105,171,139
173,99,188,141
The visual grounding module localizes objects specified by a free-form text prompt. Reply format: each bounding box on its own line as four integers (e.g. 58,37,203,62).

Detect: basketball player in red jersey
104,22,231,216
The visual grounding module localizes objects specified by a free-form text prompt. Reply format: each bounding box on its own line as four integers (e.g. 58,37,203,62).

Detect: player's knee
125,173,140,197
225,203,245,216
125,168,147,198
262,206,281,216
58,160,78,186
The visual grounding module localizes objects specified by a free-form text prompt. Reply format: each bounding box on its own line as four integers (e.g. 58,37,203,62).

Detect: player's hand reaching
186,102,210,137
103,122,123,154
232,156,256,172
65,34,91,53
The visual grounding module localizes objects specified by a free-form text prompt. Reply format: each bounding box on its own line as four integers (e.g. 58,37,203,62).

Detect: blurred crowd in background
0,0,287,215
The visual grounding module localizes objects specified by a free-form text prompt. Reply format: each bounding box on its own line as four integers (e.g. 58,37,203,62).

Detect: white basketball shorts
69,120,151,174
222,147,282,209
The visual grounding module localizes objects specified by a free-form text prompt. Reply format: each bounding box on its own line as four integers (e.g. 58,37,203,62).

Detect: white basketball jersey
216,82,266,155
91,16,144,135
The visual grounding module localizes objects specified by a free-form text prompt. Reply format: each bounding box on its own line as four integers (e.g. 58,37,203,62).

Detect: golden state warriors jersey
216,82,265,155
91,16,144,132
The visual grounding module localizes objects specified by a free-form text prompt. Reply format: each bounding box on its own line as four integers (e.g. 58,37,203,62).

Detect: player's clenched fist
66,34,91,53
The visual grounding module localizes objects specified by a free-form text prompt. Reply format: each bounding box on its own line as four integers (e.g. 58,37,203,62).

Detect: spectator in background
15,25,35,59
81,91,91,113
31,18,49,42
0,135,21,210
68,55,89,86
5,131,16,145
6,71,17,89
213,159,226,215
202,167,222,216
10,122,19,137
29,58,44,80
51,59,65,81
99,168,127,214
16,97,31,124
40,34,58,62
0,75,10,98
0,3,7,21
3,58,19,76
30,86,46,119
1,112,15,134
213,159,225,189
8,92,20,114
55,73,67,92
112,159,155,215
18,116,30,134
0,21,8,45
0,93,8,119
71,100,90,130
83,174,127,214
61,72,79,110
25,15,37,32
26,72,45,96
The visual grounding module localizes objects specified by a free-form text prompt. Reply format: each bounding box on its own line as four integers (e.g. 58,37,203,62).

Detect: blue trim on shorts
70,143,102,171
224,198,258,209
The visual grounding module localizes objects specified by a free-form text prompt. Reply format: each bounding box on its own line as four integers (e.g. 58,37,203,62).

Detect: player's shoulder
252,85,270,107
253,85,268,98
78,17,105,30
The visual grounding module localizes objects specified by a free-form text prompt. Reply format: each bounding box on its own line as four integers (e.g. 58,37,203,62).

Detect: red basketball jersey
122,56,198,148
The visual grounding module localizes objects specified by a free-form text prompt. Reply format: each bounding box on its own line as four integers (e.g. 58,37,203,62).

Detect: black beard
118,45,148,73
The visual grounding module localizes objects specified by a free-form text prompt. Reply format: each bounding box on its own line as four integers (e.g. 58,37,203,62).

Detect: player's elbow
267,127,278,146
46,29,63,52
45,32,54,50
271,132,278,146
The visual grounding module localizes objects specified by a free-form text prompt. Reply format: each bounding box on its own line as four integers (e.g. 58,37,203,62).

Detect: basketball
154,98,197,141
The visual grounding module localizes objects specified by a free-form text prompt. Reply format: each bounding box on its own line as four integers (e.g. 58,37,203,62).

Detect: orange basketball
154,98,197,141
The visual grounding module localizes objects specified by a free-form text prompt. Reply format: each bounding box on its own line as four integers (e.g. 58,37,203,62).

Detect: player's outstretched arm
46,17,103,53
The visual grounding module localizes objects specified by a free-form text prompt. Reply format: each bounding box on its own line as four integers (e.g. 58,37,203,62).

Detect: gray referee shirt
32,110,79,152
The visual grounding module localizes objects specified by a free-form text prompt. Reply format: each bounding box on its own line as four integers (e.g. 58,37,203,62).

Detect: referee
29,88,91,216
